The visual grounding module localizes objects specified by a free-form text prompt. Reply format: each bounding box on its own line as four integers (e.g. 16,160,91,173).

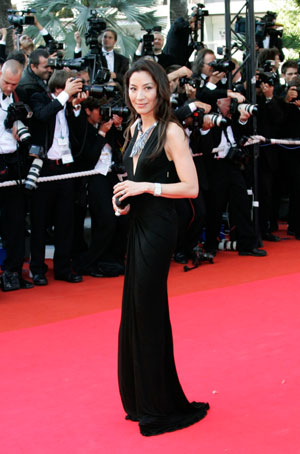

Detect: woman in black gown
113,59,209,436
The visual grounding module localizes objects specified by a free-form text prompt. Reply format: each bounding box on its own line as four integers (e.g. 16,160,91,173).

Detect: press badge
58,137,68,146
61,149,74,164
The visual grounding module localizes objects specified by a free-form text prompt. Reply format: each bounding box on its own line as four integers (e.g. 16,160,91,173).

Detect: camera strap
214,126,236,159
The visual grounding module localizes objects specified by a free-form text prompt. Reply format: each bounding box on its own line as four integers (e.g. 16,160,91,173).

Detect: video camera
141,26,162,57
208,59,235,73
190,4,209,51
4,102,32,143
235,11,283,40
85,9,106,52
7,9,36,28
255,11,283,40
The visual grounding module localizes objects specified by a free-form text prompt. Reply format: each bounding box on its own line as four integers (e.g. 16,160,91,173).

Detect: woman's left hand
113,180,149,202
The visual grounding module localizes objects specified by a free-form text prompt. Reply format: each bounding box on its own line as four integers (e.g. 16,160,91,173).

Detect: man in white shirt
0,60,34,290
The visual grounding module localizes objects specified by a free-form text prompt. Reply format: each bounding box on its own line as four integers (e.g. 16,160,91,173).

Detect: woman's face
128,70,157,117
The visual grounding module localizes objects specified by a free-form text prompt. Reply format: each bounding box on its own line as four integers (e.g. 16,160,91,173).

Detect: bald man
0,60,34,290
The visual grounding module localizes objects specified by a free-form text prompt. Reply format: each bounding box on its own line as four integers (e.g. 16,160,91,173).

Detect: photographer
74,28,129,86
255,12,284,62
134,30,175,69
282,76,300,239
164,13,201,66
16,48,52,106
276,60,298,98
192,48,245,109
256,72,286,241
28,70,83,285
200,96,267,257
0,60,34,290
69,96,127,277
257,48,281,91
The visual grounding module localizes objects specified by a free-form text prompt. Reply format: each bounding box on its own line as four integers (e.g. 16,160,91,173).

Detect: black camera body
191,4,209,18
256,70,277,87
141,26,162,57
4,102,32,128
82,83,116,98
208,59,235,73
100,104,129,122
226,146,247,163
179,76,201,89
47,39,64,56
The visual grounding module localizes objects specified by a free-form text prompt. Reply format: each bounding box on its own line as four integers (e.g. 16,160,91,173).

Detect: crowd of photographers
0,8,300,291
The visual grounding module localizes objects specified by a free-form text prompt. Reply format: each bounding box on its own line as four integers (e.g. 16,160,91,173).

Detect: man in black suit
16,48,52,105
164,15,199,66
134,31,175,69
201,97,267,257
28,70,84,285
69,96,127,277
0,60,33,290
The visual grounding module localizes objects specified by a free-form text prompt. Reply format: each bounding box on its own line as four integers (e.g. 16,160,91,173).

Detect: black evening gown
118,125,209,436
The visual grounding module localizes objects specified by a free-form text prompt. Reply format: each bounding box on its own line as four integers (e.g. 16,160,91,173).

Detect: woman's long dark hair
123,58,179,160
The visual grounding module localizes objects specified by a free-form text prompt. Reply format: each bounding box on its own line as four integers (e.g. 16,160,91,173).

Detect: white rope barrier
0,168,127,188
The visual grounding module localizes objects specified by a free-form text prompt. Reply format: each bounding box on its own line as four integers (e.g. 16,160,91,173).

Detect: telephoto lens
24,158,43,190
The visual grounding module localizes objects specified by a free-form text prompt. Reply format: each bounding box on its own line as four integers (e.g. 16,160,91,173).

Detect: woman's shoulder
166,121,185,140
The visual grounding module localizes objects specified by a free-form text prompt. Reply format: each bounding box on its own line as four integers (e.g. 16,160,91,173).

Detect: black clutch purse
1,271,21,292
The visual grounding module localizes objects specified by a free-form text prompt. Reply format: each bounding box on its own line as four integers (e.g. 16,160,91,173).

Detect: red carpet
1,226,300,453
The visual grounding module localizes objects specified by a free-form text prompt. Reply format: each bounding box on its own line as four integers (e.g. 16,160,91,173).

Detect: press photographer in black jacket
69,96,128,277
28,70,83,285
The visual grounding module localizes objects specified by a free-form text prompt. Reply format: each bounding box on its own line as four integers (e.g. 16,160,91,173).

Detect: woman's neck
140,114,157,132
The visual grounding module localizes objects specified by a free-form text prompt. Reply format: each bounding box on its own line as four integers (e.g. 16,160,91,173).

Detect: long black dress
118,125,209,436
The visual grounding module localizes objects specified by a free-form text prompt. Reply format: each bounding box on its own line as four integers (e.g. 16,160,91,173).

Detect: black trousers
205,159,257,251
287,152,300,236
29,162,75,276
73,172,128,274
0,184,27,275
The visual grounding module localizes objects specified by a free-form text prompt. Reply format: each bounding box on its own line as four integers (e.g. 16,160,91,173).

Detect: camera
4,102,32,143
82,83,115,98
226,146,247,162
85,9,106,51
235,11,283,40
191,4,209,18
205,113,228,127
256,70,277,87
47,39,64,56
255,11,282,39
141,26,162,57
208,59,235,73
287,76,300,101
99,104,129,122
48,56,85,71
7,9,35,28
263,60,276,72
230,99,258,116
179,76,201,89
24,158,43,190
